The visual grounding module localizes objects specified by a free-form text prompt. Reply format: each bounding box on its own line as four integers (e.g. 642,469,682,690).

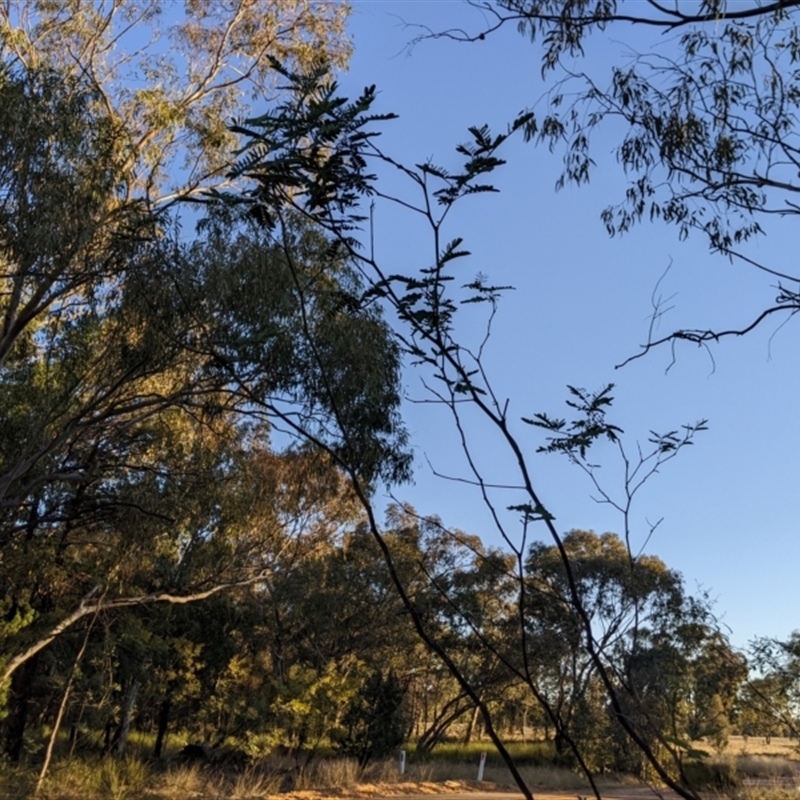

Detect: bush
682,759,740,789
332,671,407,769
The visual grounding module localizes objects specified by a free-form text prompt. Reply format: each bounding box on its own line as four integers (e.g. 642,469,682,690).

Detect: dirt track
403,792,684,800
364,791,684,800
372,788,678,800
280,781,686,800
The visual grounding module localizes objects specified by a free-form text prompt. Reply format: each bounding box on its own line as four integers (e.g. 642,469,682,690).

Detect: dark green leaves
648,421,709,454
220,57,397,234
523,384,622,458
434,114,534,207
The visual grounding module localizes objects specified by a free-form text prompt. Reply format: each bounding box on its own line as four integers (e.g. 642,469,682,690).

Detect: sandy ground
279,780,686,800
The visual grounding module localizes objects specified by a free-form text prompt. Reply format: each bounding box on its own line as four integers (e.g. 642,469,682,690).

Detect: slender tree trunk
463,704,480,745
4,652,40,762
68,725,79,759
153,697,171,758
112,680,141,757
36,616,94,791
36,668,75,787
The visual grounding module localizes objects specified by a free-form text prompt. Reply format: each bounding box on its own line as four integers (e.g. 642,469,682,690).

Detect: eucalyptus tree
0,0,350,206
521,531,688,763
432,0,800,356
745,632,800,739
0,2,403,771
0,62,409,763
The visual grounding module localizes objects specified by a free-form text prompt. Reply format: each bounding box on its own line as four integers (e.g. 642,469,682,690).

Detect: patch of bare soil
280,780,496,800
278,782,685,800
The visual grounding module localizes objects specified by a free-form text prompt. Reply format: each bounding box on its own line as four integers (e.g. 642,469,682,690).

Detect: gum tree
420,1,800,357
0,63,409,764
0,0,350,206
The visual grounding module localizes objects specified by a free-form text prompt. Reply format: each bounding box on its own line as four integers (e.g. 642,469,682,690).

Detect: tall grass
1,752,586,799
32,756,150,800
0,742,633,799
737,755,800,778
415,739,557,766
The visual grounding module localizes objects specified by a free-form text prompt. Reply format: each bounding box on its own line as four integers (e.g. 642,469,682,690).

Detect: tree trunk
4,652,40,762
68,725,79,759
153,697,171,758
37,615,94,790
112,680,141,757
37,672,74,791
463,703,480,745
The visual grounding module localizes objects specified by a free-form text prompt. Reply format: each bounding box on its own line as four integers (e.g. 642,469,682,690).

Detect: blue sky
339,1,800,648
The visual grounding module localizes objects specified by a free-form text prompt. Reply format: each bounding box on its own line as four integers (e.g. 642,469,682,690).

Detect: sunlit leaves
0,0,351,203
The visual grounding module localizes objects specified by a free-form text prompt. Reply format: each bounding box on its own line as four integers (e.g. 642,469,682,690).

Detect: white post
399,749,406,776
477,751,487,781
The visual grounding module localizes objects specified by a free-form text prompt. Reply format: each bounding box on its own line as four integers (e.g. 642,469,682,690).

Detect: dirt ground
276,736,800,800
280,780,686,800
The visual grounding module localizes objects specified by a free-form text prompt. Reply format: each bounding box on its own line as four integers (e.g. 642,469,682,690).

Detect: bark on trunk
112,680,141,757
4,652,40,762
463,703,480,745
153,697,171,758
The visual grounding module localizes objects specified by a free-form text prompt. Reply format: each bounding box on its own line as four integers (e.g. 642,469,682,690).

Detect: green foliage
1,29,783,800
334,671,407,768
508,1,794,249
0,0,351,203
0,60,411,767
743,634,800,739
518,529,745,779
483,0,800,349
424,740,557,766
524,384,623,458
224,57,396,235
217,56,756,800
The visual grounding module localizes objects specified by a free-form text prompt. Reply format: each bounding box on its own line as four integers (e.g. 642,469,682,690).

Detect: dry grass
390,757,610,792
0,768,34,800
724,737,800,760
1,752,601,800
31,756,150,800
680,749,800,798
737,791,800,800
155,762,290,800
227,767,283,799
151,763,209,799
736,755,800,778
0,751,766,800
296,758,363,790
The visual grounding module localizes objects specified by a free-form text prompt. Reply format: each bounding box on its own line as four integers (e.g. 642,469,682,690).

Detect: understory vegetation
3,734,800,800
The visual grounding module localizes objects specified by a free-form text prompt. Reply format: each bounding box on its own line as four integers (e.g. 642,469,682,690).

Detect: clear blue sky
339,1,800,648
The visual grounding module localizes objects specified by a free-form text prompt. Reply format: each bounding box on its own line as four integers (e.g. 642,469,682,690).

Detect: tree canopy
0,0,350,205
0,57,409,770
429,0,800,355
